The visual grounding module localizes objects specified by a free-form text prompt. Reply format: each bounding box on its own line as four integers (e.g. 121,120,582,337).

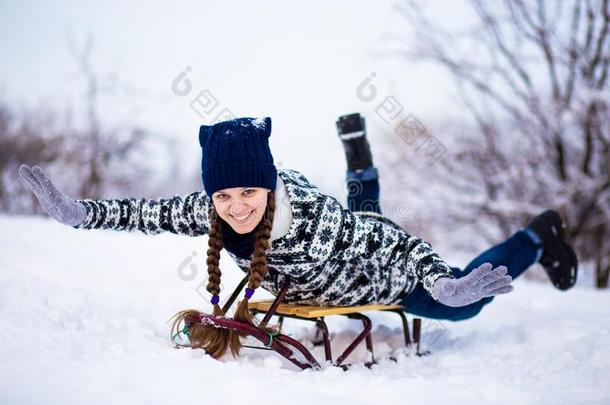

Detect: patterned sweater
73,169,455,306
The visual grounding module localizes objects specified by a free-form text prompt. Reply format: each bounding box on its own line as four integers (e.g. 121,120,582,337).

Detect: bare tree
0,104,66,213
396,0,609,287
1,34,156,213
65,32,149,199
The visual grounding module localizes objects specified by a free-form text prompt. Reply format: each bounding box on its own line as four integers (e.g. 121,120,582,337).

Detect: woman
18,115,578,359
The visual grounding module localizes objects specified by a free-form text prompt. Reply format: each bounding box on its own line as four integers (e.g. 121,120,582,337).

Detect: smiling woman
18,115,578,361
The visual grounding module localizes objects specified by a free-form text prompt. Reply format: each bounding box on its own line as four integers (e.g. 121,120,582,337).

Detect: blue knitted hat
199,117,277,197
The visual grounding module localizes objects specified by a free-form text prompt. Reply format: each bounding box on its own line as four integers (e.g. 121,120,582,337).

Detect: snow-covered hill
1,215,608,404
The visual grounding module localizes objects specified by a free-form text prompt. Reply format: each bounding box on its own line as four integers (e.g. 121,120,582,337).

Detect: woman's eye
243,189,254,195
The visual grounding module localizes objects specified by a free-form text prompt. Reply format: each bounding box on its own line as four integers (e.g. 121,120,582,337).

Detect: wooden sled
176,275,428,370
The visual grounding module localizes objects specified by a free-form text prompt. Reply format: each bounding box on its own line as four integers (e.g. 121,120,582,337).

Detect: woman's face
212,187,270,234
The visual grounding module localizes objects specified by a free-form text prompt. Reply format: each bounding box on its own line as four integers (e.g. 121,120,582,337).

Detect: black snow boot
526,209,578,290
336,113,373,171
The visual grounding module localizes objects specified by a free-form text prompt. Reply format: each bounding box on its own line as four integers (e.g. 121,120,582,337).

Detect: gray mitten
19,164,87,227
433,262,513,307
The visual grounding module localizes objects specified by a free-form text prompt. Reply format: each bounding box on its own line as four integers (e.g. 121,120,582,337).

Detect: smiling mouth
230,210,254,223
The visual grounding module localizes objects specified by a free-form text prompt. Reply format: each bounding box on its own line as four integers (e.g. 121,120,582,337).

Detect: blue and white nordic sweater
73,169,455,306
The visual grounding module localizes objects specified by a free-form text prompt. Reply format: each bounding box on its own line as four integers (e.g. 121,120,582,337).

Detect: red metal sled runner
173,275,427,370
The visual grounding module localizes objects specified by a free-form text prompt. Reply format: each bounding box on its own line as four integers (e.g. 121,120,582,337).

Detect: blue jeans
346,168,542,322
346,167,382,214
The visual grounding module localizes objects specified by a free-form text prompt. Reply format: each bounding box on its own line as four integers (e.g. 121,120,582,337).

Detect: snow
251,117,267,130
1,215,609,405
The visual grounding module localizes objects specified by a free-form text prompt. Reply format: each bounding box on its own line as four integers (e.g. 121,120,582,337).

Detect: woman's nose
228,200,247,214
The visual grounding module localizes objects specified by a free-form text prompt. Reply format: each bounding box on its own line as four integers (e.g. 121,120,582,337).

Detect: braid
170,191,276,359
206,209,224,297
249,191,275,288
170,208,239,358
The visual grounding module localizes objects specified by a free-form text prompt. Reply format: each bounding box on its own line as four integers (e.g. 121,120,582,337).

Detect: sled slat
248,300,403,318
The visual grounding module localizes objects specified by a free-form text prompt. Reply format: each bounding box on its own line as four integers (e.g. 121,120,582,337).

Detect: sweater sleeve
309,194,455,300
72,191,212,236
402,235,456,301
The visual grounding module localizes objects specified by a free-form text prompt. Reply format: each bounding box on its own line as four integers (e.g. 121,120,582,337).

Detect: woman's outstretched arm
74,191,212,236
19,164,212,236
309,194,512,305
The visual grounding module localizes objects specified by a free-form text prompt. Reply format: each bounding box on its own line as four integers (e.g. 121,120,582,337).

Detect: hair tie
211,294,220,305
244,288,256,299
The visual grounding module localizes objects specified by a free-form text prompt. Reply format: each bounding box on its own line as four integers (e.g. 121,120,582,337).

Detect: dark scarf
221,220,255,259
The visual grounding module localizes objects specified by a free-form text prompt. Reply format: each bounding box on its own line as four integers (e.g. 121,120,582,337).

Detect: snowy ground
1,215,609,404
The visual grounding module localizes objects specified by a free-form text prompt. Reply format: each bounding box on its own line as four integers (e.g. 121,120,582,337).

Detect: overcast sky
0,0,470,192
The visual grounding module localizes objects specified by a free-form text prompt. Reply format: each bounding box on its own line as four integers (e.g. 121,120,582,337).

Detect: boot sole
533,210,578,290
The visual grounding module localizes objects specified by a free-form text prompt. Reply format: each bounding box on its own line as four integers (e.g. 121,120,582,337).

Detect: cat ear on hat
257,117,272,137
199,125,213,147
